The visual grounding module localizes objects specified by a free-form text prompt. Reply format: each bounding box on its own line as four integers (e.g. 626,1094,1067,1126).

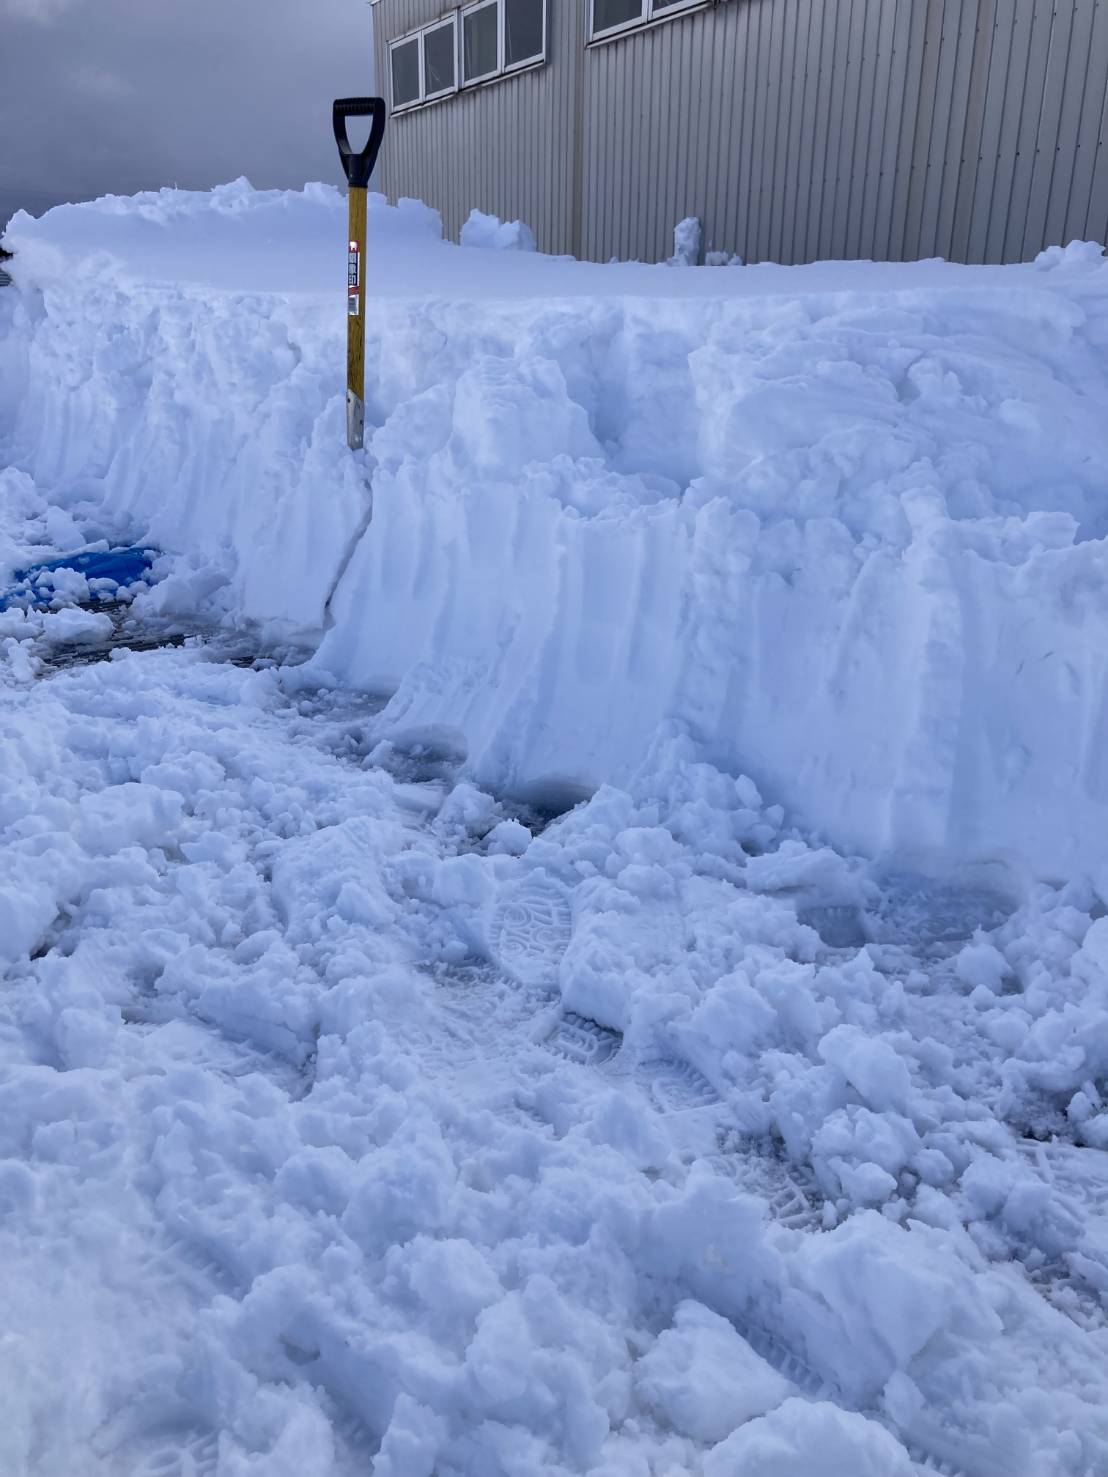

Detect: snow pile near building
3,180,1108,884
461,207,538,252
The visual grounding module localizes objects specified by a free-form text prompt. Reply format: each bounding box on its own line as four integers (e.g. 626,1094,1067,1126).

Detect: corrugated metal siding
372,0,583,253
372,0,1108,265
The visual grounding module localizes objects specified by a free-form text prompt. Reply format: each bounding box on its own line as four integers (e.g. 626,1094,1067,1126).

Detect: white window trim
388,33,422,113
502,0,547,75
461,0,501,87
388,15,460,114
588,0,705,44
422,16,460,103
389,0,547,114
588,0,644,41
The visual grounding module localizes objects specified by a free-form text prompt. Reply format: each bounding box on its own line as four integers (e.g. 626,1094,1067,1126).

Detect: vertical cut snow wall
2,186,1108,881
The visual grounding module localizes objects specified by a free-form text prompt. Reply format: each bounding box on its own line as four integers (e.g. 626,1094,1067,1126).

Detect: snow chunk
955,936,1009,992
670,216,701,266
376,1394,446,1477
1,637,37,683
460,208,537,252
485,818,532,855
788,1213,1003,1400
834,1159,898,1205
745,843,863,900
635,1301,792,1443
38,607,114,645
704,1398,916,1476
0,877,60,962
1034,239,1105,270
76,783,185,855
36,566,91,606
817,1024,914,1114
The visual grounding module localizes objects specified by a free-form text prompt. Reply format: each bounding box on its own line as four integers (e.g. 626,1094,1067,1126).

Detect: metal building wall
372,0,1108,265
372,0,584,254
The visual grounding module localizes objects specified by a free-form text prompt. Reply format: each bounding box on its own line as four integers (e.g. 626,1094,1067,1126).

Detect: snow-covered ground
1,185,1107,1475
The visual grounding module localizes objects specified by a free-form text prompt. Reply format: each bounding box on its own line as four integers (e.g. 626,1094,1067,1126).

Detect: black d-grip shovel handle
333,97,387,188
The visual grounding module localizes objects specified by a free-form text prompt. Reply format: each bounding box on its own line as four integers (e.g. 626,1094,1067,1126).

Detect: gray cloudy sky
0,0,375,228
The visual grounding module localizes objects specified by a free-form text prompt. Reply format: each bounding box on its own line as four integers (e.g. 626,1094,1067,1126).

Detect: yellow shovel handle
346,186,368,449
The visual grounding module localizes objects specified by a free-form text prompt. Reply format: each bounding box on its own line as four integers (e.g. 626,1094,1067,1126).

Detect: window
423,19,457,98
390,35,420,109
390,1,545,113
589,0,702,40
461,0,545,85
504,0,545,68
463,0,499,82
593,0,642,32
389,16,458,111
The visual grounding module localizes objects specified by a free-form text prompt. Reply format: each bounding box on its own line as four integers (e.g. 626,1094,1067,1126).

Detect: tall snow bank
4,182,1108,880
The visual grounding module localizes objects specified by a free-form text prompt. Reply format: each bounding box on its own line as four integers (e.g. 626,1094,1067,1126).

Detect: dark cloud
0,0,375,226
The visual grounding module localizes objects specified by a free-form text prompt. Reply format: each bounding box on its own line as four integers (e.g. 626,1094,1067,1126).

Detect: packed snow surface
1,183,1108,1475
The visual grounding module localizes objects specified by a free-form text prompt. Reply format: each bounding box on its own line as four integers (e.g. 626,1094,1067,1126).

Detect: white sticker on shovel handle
347,239,361,315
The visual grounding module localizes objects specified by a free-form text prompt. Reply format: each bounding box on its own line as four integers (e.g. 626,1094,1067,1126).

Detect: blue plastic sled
0,545,158,612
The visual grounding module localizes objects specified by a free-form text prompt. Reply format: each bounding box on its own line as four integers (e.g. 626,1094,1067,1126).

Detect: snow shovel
332,97,387,451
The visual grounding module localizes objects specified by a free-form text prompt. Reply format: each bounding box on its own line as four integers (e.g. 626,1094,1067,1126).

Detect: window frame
422,15,460,102
588,0,705,44
388,32,423,112
501,0,547,76
460,0,502,86
387,0,547,114
388,15,461,114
